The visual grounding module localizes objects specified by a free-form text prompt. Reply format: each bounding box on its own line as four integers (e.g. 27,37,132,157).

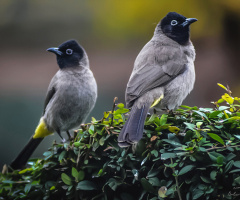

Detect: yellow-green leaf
168,126,180,134
217,83,227,91
222,93,234,104
207,133,224,145
50,186,55,190
103,112,110,119
19,168,33,174
217,98,224,104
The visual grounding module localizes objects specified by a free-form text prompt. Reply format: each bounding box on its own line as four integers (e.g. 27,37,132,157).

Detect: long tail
118,103,151,147
10,137,44,169
10,118,53,169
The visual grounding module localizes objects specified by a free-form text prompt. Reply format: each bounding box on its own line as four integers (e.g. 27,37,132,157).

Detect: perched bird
118,12,197,147
10,40,97,169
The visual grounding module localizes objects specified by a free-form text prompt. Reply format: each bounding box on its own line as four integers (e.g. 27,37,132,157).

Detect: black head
160,12,197,45
47,40,84,69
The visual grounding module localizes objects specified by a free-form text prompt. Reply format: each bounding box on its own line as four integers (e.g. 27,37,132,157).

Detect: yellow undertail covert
33,117,53,138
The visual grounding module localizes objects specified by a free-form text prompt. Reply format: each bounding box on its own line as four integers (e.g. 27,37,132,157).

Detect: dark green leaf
24,184,32,194
224,160,234,173
161,153,176,160
58,151,66,161
192,189,204,200
178,165,195,176
77,180,97,190
140,178,155,193
210,171,217,180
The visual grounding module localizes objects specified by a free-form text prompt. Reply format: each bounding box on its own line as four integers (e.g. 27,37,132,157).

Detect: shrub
0,84,240,200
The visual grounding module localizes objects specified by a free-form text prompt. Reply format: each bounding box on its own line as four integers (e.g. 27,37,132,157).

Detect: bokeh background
0,0,240,168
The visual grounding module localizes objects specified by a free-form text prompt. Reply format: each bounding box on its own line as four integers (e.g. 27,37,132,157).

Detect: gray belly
157,66,195,110
44,80,97,132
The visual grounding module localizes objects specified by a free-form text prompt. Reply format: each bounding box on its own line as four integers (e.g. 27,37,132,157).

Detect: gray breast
44,68,97,132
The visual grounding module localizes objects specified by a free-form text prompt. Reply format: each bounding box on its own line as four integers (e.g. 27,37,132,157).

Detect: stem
110,97,118,126
206,144,240,152
170,158,182,200
176,144,240,157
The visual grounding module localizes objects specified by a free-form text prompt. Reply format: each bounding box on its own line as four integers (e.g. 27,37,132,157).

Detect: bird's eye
66,49,73,55
171,20,178,26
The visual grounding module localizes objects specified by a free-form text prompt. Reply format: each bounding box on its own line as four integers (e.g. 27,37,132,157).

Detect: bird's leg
57,131,66,143
66,131,72,141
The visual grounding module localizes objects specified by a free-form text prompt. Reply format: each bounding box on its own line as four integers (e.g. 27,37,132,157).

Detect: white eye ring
66,49,73,55
171,20,178,26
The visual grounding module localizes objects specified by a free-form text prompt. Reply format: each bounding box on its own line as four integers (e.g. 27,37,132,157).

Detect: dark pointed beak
47,47,63,56
182,18,198,27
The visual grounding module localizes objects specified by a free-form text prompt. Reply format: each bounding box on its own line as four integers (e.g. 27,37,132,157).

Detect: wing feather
126,43,187,108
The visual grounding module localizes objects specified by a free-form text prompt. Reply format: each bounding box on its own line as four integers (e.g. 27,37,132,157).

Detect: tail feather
10,137,43,170
118,103,150,147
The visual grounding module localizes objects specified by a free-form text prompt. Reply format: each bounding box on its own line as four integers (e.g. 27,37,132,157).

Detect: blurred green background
0,0,240,168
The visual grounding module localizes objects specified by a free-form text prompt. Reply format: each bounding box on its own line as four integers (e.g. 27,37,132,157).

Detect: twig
170,158,182,200
110,97,118,126
206,144,240,152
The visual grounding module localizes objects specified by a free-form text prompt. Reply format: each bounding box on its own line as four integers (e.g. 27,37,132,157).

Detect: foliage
1,84,240,200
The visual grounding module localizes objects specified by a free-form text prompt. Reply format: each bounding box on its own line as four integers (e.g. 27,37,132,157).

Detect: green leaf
200,176,212,183
163,138,182,146
234,135,240,139
234,161,240,168
217,156,224,165
224,160,234,173
210,170,217,180
151,150,158,157
140,178,155,193
219,106,230,111
161,153,176,160
24,183,32,194
229,169,240,173
184,122,196,131
178,165,195,176
61,173,72,186
78,171,85,181
193,110,209,120
192,189,204,200
209,111,222,118
234,176,240,184
207,133,224,145
160,114,168,126
72,167,78,178
89,124,95,134
196,122,203,128
117,103,124,109
99,137,105,146
77,180,97,190
58,151,66,161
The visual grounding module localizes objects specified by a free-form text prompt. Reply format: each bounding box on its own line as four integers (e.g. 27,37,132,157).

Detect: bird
118,12,197,147
10,40,97,169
